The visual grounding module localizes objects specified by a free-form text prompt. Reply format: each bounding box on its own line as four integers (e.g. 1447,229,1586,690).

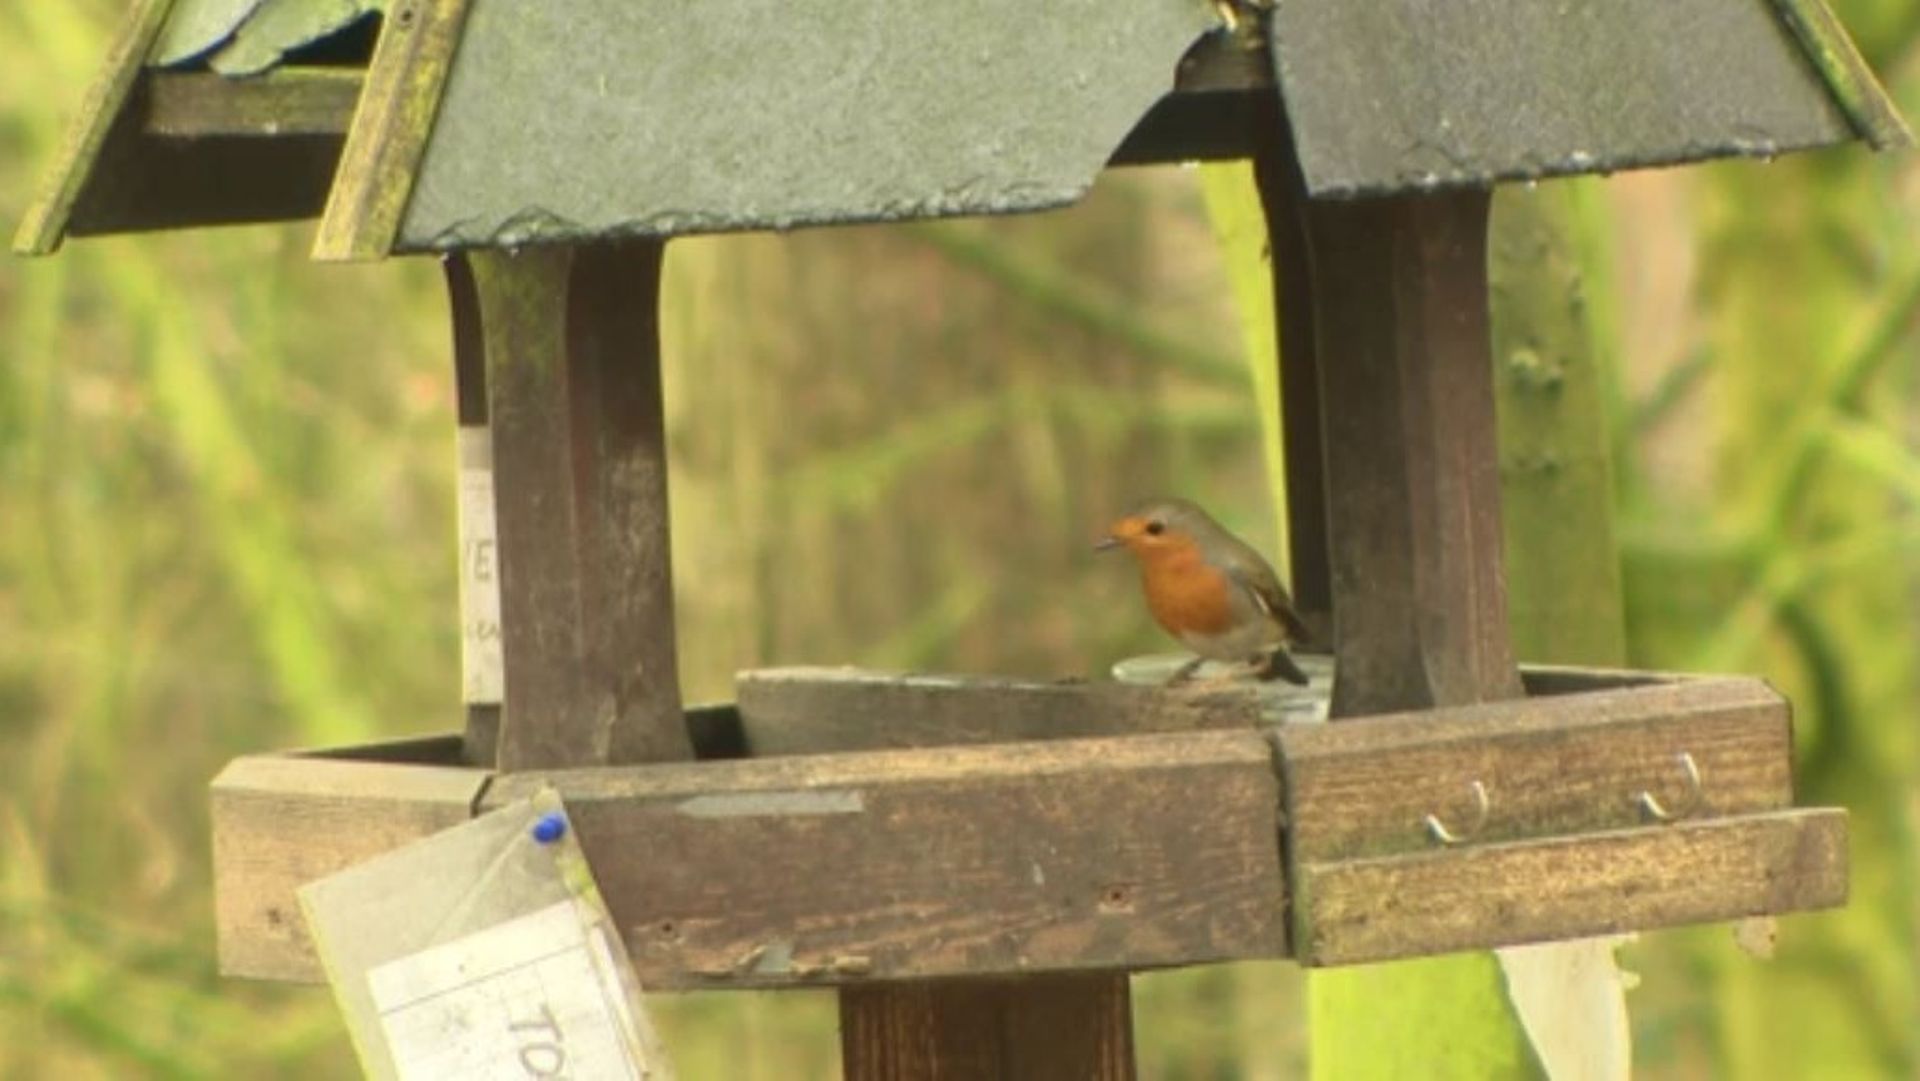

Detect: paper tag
370,901,644,1080
458,425,504,705
300,788,671,1081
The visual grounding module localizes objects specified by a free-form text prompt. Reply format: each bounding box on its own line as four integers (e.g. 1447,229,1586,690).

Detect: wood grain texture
12,0,177,254
485,730,1287,990
215,730,1284,985
211,753,485,980
734,666,1264,755
1277,677,1793,861
749,665,1197,1076
143,67,361,136
313,0,472,260
1297,808,1848,965
841,975,1135,1081
473,240,692,770
1304,189,1523,716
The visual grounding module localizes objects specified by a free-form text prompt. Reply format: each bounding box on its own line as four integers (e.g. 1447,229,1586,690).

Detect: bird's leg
1165,655,1207,687
1254,648,1311,686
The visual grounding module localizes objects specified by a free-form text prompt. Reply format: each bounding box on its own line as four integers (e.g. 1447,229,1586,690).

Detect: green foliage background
2,1,1917,1077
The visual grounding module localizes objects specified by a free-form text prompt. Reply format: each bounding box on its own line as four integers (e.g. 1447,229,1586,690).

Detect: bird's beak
1094,535,1124,552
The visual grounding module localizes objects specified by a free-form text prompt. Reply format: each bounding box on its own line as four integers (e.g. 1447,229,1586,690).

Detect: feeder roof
13,0,1910,260
1269,0,1912,197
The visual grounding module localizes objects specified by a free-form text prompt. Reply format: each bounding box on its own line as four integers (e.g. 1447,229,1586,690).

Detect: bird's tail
1278,605,1321,651
1257,647,1310,686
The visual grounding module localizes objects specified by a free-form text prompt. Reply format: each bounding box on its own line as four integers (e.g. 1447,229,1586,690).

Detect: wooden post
842,976,1134,1080
1287,165,1534,1081
465,240,693,769
1301,189,1524,716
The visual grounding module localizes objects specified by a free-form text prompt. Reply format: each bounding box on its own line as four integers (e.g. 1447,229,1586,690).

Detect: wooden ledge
215,727,1289,986
145,68,364,138
211,667,1845,985
1298,809,1846,965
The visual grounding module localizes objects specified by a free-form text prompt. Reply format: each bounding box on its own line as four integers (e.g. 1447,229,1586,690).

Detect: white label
458,426,504,705
369,900,649,1081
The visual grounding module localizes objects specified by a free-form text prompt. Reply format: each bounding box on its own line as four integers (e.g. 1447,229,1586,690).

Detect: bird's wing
1220,546,1316,646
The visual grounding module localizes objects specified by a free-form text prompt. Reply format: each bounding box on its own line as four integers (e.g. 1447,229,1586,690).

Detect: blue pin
531,811,568,844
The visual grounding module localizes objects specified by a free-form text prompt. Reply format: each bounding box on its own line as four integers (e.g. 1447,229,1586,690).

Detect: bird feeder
17,0,1910,1076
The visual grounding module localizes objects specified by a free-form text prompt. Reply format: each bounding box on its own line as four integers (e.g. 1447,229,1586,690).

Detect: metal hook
1637,751,1703,823
1424,779,1490,846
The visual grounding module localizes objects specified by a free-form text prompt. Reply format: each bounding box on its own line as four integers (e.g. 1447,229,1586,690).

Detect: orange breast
1138,545,1237,637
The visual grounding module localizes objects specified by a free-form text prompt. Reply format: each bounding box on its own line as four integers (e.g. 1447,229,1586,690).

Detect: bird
1097,497,1313,686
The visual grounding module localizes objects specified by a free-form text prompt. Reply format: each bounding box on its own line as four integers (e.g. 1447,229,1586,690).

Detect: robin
1097,497,1313,686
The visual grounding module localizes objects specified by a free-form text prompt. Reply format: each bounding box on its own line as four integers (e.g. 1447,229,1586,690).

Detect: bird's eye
1144,520,1165,536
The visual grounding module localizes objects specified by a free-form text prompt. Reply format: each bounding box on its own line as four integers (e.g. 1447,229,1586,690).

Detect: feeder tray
210,663,1844,984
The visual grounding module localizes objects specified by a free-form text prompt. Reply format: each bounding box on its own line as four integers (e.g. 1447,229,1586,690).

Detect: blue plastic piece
531,811,568,844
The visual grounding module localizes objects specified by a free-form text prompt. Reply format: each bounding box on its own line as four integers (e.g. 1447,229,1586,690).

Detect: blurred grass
3,0,1919,1078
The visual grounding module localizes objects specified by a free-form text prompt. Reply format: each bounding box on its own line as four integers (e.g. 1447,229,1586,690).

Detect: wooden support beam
1298,809,1848,965
313,0,473,260
1304,188,1523,716
470,240,693,769
12,0,175,254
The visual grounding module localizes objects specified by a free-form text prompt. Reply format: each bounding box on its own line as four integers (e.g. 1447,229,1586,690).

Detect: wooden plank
1305,188,1523,715
473,240,693,769
313,0,472,260
214,731,1285,983
734,667,1266,755
1276,677,1793,862
12,0,177,254
485,730,1287,990
842,975,1134,1081
211,753,486,981
143,67,361,137
1297,809,1848,965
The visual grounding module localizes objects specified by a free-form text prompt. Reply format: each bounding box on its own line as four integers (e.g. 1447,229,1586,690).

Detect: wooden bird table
209,118,1849,1058
192,34,1849,1081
